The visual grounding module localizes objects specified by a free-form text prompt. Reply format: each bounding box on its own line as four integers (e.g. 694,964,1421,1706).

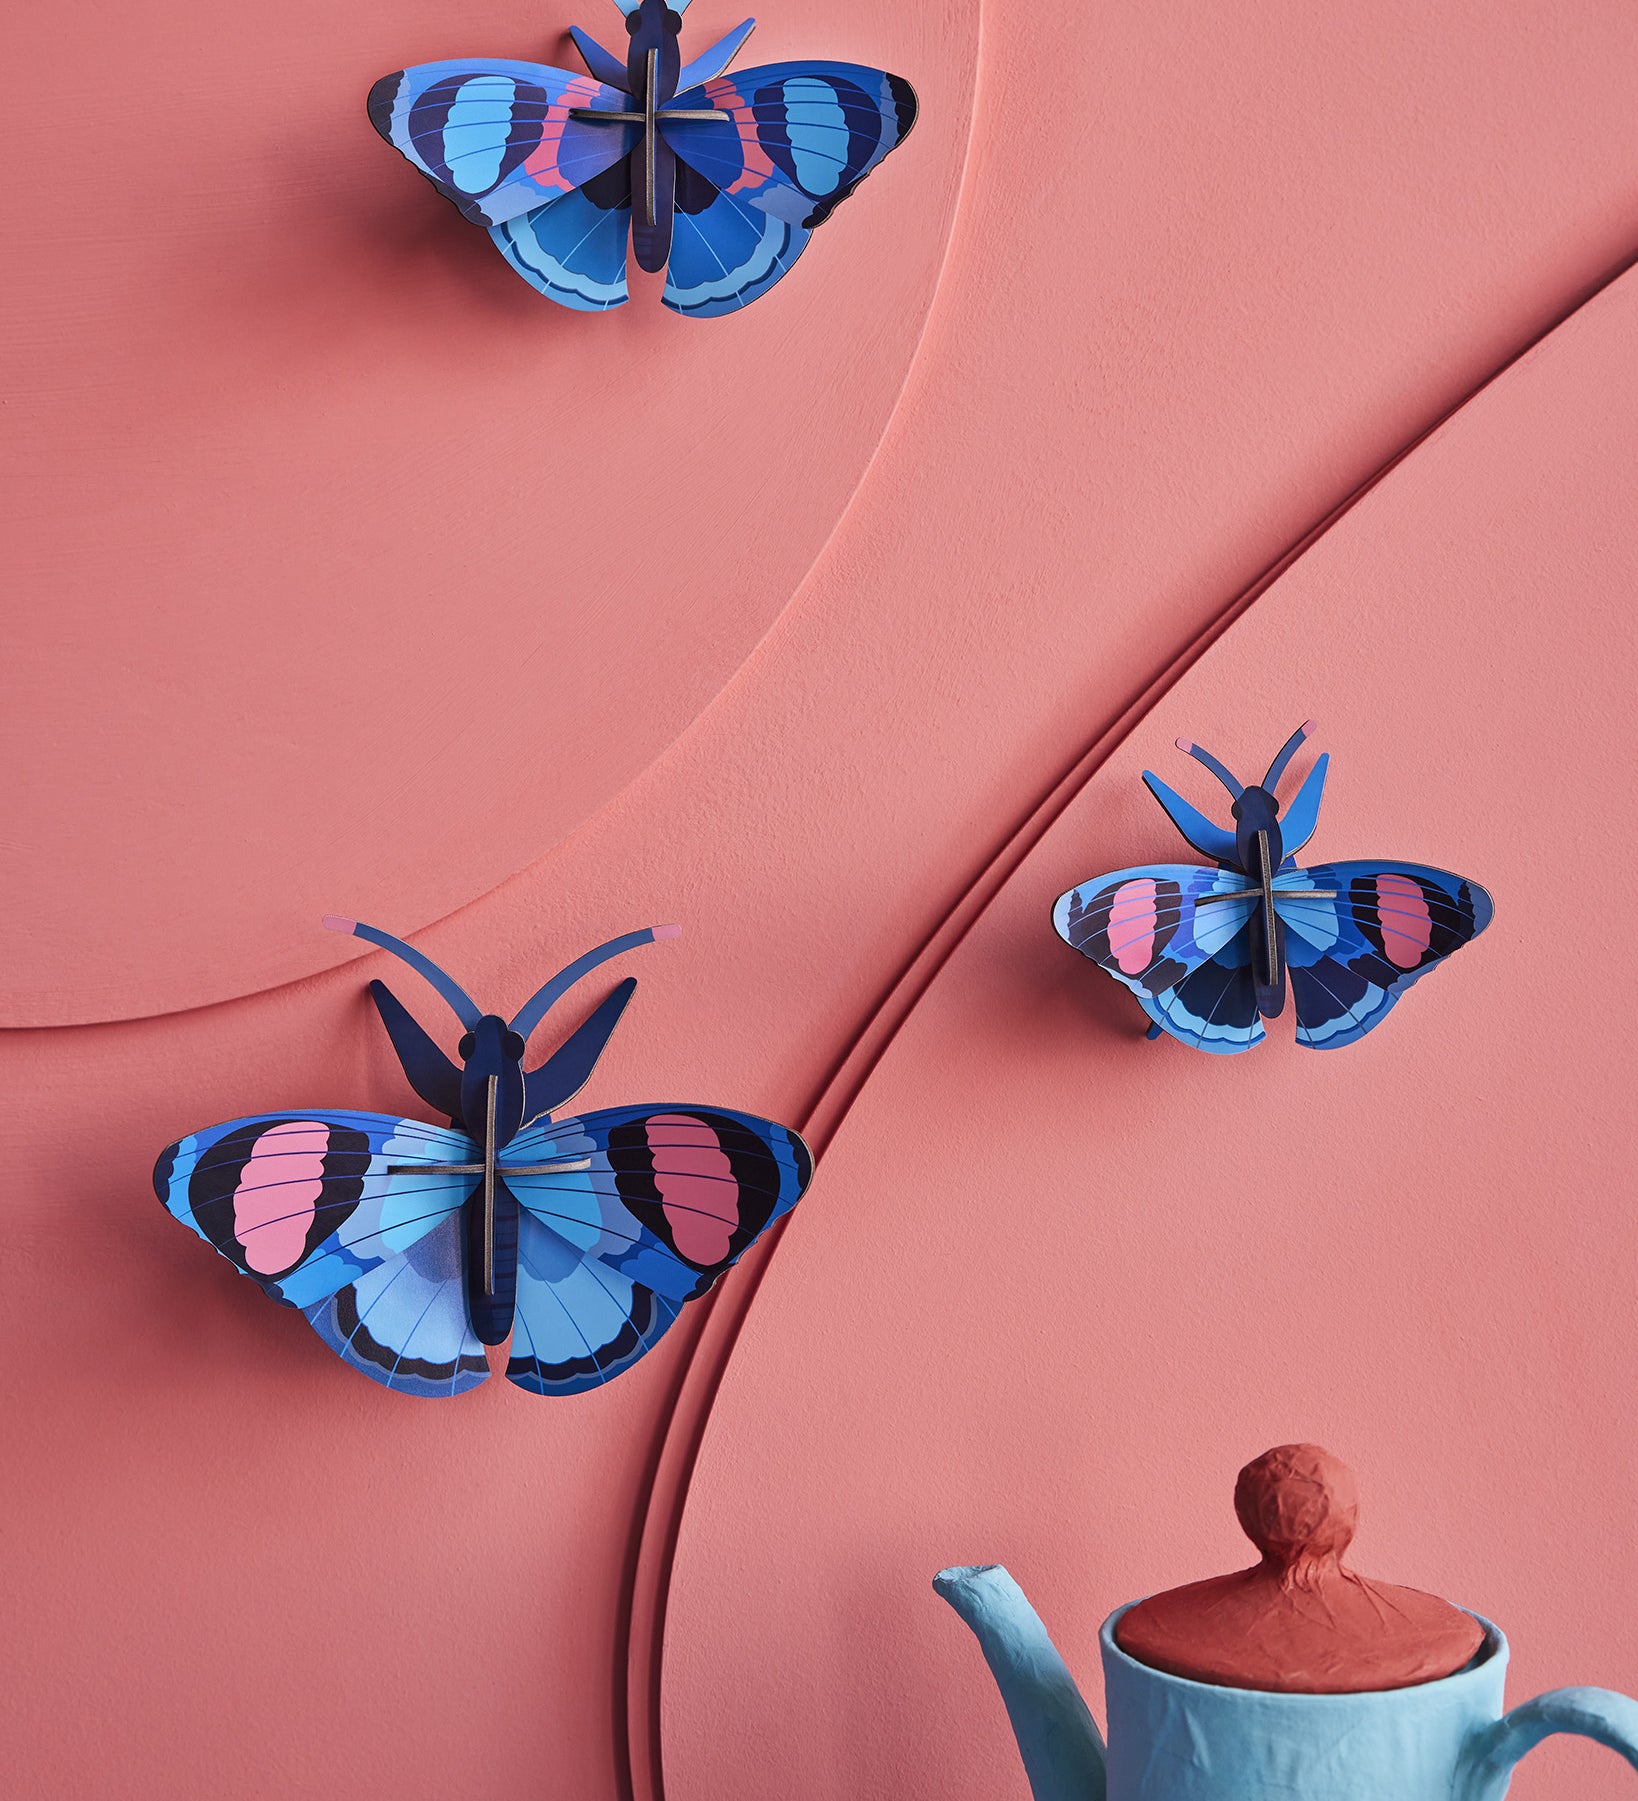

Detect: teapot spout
934,1564,1107,1801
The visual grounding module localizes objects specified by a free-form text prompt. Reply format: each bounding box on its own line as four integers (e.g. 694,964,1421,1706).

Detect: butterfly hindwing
154,1111,478,1310
499,1103,813,1391
1275,861,1494,1048
508,1211,684,1395
662,161,811,317
1053,865,1267,1054
304,1215,491,1397
662,61,917,232
368,59,637,227
492,160,634,310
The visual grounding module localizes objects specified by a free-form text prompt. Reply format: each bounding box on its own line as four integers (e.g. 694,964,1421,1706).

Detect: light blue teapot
936,1446,1638,1801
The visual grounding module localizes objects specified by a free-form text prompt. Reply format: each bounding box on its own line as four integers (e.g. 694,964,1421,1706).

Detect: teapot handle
1456,1688,1638,1800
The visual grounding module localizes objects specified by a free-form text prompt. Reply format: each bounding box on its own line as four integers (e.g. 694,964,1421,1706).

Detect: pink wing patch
1106,878,1161,975
702,78,780,195
233,1121,329,1275
1372,873,1434,968
522,73,604,191
646,1113,740,1266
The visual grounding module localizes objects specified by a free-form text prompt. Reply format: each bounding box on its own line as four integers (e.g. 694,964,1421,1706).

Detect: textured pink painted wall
5,1,1638,1798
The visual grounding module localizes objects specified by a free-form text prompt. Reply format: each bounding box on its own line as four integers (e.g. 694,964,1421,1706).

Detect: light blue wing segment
1276,753,1330,863
661,184,809,317
568,25,630,90
504,1147,701,1303
367,60,637,227
663,62,917,230
506,1211,682,1395
1276,861,1493,1048
1054,865,1265,1053
303,1216,489,1398
154,1111,477,1308
1141,770,1238,864
491,177,632,310
1273,867,1345,961
677,19,756,90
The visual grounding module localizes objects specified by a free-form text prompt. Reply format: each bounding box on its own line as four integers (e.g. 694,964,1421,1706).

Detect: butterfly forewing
154,1111,478,1308
368,59,637,227
662,63,918,227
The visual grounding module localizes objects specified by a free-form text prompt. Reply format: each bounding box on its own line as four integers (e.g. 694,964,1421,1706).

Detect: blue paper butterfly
367,0,918,316
154,919,811,1396
1051,723,1494,1053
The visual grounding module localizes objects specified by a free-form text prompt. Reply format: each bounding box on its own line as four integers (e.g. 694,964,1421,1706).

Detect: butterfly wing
663,61,919,271
508,1212,685,1396
368,60,637,227
154,1111,478,1309
304,1215,490,1397
500,1104,813,1394
660,160,811,318
491,160,634,310
1275,862,1494,1049
1053,865,1268,1054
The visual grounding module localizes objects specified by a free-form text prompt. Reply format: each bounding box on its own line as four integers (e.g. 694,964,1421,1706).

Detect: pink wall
5,1,1637,1797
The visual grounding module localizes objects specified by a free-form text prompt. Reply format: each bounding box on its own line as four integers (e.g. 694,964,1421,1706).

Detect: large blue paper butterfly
367,0,918,316
155,919,811,1396
1051,723,1494,1053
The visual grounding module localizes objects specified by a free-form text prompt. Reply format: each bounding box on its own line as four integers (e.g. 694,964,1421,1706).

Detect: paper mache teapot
937,1444,1638,1801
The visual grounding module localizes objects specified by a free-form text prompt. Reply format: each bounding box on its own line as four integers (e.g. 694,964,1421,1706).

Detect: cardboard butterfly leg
367,0,918,316
1051,722,1493,1053
155,920,812,1397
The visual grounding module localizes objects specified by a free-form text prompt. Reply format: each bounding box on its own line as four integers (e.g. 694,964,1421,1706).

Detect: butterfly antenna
1175,739,1244,800
509,924,681,1040
322,916,483,1029
1262,719,1317,793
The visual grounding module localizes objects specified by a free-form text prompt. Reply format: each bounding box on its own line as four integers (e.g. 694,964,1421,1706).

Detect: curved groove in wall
624,235,1638,1801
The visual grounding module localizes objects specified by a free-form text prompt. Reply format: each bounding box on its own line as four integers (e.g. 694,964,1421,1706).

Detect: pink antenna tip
321,915,357,934
1302,718,1318,734
1175,739,1194,754
653,923,682,941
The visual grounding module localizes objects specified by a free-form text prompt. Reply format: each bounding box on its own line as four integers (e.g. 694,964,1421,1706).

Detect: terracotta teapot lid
1114,1444,1485,1693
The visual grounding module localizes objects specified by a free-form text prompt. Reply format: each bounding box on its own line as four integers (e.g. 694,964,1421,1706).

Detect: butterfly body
368,0,918,315
1052,724,1493,1054
155,920,812,1395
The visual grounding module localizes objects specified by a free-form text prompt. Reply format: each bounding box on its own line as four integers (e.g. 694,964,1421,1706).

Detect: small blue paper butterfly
155,920,811,1397
368,0,918,315
1052,723,1494,1053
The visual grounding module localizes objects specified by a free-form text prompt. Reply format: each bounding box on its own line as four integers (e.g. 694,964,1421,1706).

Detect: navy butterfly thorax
1051,723,1494,1054
155,921,812,1397
367,0,918,316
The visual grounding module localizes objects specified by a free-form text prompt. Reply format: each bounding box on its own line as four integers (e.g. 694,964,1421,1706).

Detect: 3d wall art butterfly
1051,722,1493,1054
367,0,918,316
154,919,812,1397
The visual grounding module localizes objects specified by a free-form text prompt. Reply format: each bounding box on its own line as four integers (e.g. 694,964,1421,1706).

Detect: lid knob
1234,1442,1357,1576
1115,1444,1486,1693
